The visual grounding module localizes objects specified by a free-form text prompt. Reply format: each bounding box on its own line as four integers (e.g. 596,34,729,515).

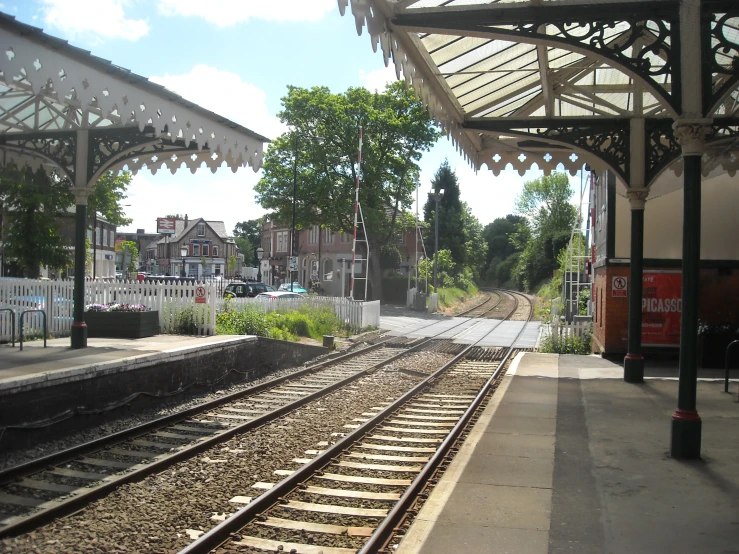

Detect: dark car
224,282,268,298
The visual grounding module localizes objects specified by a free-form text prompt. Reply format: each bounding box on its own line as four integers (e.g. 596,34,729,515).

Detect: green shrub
216,305,269,336
539,326,591,354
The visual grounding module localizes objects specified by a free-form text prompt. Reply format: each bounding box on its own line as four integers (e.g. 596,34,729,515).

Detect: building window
103,229,108,247
324,228,334,244
340,232,352,243
309,225,320,244
323,258,333,281
277,231,288,252
203,244,209,257
215,265,221,276
110,231,115,246
213,246,219,257
87,229,93,243
193,244,200,256
95,227,101,245
197,222,205,236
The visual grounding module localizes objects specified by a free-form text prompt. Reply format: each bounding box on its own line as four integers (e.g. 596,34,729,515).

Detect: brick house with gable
154,215,239,278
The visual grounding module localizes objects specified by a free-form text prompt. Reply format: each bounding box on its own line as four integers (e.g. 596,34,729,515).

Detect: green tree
254,81,439,300
423,160,466,267
460,201,487,282
228,254,238,276
115,240,139,275
512,173,577,291
482,214,527,285
234,237,253,264
0,166,133,278
88,172,133,227
0,166,73,278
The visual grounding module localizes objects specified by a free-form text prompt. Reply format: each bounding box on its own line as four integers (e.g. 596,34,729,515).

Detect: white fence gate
0,278,218,341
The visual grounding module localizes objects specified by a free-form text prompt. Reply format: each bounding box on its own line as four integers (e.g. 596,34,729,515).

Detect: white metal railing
0,278,218,340
219,296,380,331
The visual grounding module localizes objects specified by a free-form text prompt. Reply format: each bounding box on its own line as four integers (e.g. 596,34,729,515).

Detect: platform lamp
428,188,444,291
180,245,188,278
256,246,264,283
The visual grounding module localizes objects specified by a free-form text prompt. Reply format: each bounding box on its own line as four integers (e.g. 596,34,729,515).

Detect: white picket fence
219,296,381,332
0,278,218,340
543,319,593,342
0,278,380,342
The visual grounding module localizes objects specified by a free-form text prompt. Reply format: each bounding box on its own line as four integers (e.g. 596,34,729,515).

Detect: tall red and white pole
349,126,362,299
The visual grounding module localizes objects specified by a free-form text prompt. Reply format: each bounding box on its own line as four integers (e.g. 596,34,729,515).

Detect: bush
539,326,591,354
216,302,344,341
216,304,269,336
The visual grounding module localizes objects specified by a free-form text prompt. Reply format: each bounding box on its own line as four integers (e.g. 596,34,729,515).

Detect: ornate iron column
670,120,711,458
624,189,648,382
71,130,93,349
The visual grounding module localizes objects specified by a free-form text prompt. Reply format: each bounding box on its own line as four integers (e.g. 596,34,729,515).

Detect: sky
7,0,583,235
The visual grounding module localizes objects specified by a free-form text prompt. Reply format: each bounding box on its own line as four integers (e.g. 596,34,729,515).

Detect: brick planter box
85,311,159,339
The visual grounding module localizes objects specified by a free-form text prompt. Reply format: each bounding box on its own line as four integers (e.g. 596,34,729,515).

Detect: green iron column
70,130,93,349
670,120,710,458
624,190,648,382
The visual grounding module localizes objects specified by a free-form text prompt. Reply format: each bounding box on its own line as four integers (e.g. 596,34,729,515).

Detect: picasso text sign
641,270,682,347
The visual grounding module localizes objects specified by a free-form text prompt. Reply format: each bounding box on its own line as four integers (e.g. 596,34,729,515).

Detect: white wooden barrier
546,320,593,339
219,296,381,332
0,278,218,340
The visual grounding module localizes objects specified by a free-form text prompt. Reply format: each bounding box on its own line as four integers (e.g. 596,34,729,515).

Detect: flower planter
85,310,159,339
699,333,739,368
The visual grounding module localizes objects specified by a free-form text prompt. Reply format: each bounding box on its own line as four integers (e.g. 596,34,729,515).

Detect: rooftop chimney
184,214,188,226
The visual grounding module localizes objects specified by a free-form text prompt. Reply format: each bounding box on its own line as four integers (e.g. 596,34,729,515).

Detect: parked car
255,291,303,300
265,285,276,292
277,282,308,294
223,282,269,298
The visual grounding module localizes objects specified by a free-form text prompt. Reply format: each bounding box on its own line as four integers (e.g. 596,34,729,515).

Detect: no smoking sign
612,276,628,297
195,285,207,304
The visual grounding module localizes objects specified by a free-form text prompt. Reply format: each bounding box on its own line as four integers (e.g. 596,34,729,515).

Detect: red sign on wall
641,270,682,347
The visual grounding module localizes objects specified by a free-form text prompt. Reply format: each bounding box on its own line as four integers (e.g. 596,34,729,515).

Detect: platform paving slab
397,352,739,554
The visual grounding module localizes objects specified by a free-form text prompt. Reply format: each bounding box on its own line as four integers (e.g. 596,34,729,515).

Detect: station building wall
592,171,739,355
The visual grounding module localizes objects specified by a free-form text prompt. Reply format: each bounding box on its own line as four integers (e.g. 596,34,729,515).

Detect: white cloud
40,0,149,42
150,65,285,140
359,65,401,92
157,0,336,26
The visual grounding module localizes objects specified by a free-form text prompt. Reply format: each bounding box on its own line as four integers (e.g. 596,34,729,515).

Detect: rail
19,309,46,351
725,340,739,393
0,307,15,347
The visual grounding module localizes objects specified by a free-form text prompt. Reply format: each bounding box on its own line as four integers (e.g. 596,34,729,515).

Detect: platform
397,353,739,554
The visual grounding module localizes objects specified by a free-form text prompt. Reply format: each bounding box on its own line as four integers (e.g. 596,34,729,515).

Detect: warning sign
195,285,207,304
612,276,627,297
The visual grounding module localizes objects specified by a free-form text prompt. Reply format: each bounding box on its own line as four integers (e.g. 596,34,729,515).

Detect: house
115,228,160,272
259,219,419,297
153,215,239,278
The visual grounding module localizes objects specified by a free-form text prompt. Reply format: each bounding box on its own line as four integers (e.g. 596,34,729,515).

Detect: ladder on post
350,126,369,300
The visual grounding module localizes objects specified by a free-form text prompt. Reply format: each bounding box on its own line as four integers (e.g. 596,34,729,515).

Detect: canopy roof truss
340,0,739,190
0,13,269,190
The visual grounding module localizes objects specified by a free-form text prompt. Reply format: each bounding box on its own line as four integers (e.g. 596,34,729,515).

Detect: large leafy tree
254,82,439,299
482,214,526,285
0,166,71,278
422,160,467,267
0,166,133,277
511,173,577,291
233,219,263,264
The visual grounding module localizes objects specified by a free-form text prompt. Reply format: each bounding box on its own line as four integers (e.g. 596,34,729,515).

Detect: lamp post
180,245,188,277
256,246,264,282
291,133,299,292
428,188,444,292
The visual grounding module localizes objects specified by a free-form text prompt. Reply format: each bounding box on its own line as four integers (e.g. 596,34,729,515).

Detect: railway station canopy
0,13,269,188
340,0,739,198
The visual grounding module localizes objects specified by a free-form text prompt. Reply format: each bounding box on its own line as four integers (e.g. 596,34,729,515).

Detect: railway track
181,301,535,554
0,338,429,538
